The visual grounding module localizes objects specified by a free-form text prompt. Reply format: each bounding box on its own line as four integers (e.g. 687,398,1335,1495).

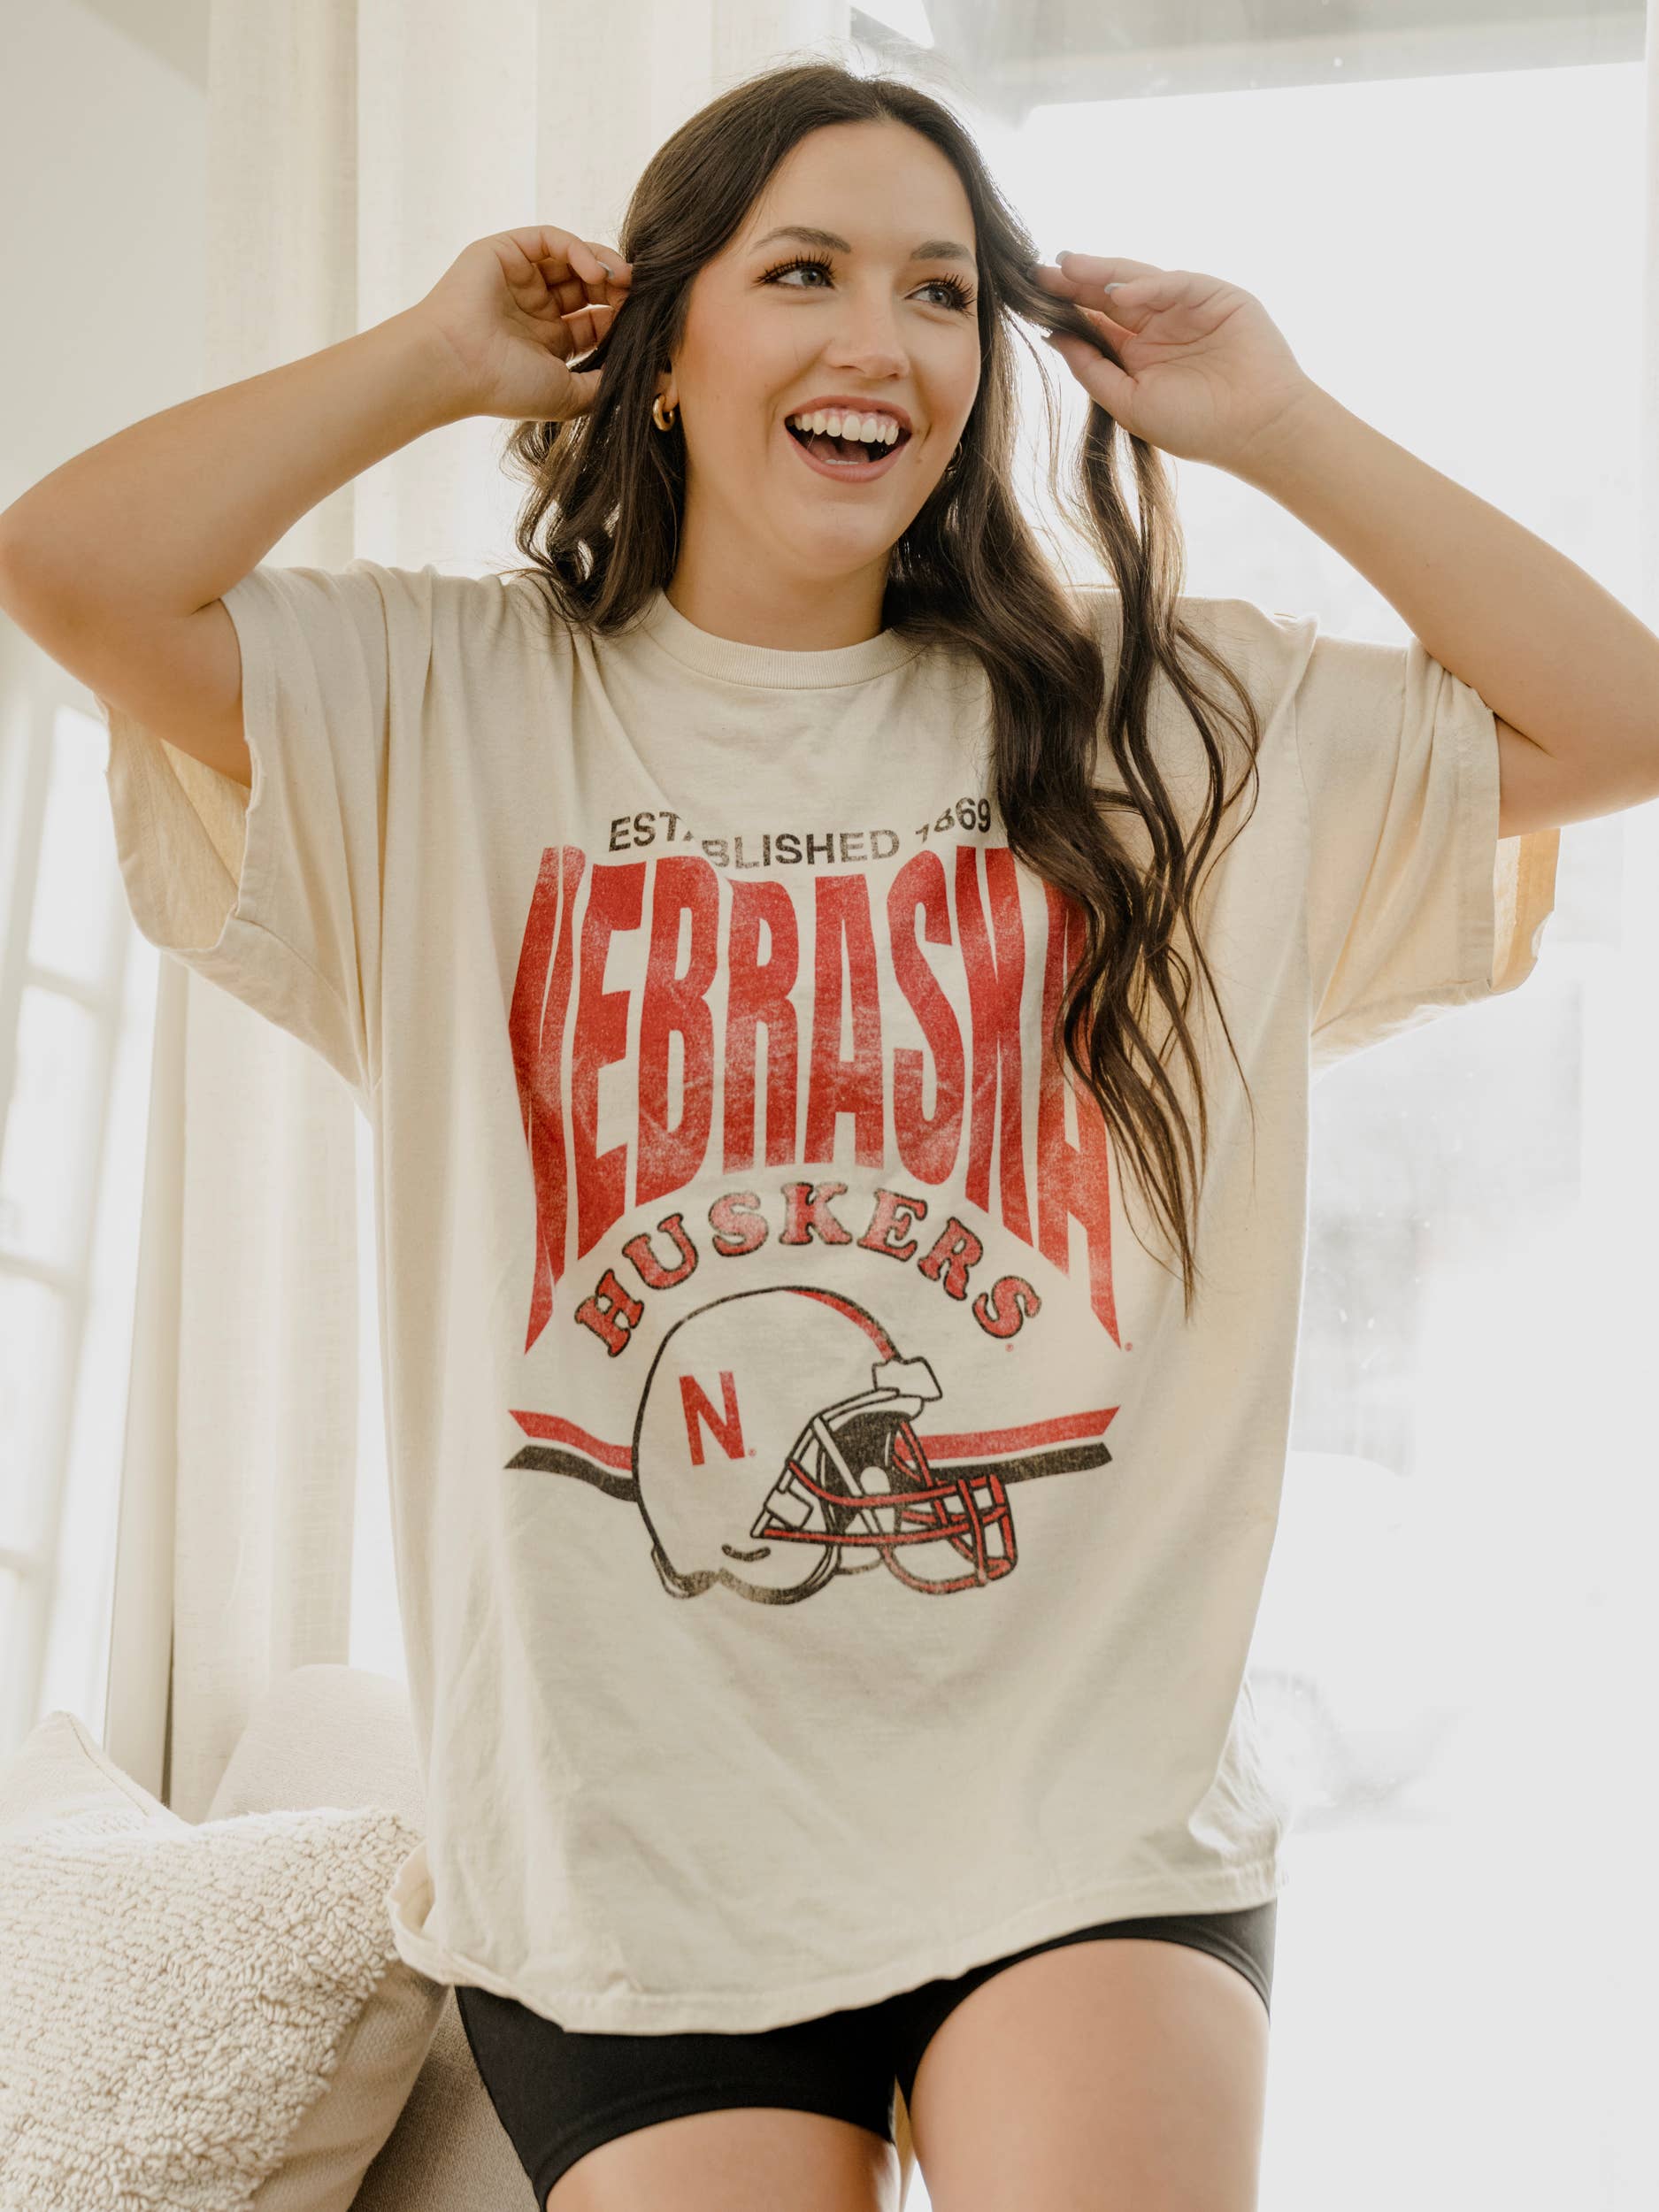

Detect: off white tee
98,560,1558,2032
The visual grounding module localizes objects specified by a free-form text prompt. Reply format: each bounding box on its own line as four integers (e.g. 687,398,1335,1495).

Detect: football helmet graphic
633,1284,1017,1602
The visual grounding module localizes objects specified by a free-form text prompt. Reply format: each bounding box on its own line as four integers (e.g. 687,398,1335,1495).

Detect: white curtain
102,0,850,1821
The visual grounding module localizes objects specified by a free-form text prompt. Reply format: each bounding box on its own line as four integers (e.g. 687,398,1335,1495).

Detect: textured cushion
202,1663,540,2211
0,1708,447,2211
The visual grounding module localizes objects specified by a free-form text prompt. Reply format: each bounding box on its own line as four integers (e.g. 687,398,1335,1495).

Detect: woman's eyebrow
750,223,976,265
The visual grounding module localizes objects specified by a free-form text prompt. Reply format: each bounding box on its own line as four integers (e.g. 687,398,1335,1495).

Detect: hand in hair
1033,255,1318,477
411,227,634,424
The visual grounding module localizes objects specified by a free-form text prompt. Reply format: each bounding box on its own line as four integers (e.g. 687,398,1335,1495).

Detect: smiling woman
4,36,1561,2212
0,0,1618,2195
626,122,988,638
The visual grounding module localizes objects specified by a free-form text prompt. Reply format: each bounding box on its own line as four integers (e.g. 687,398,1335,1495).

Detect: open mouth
785,419,910,477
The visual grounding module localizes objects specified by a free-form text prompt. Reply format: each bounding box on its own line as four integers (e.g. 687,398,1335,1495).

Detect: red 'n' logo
680,1370,745,1464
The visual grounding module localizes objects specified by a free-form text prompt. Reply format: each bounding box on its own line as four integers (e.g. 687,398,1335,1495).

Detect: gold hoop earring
652,394,678,431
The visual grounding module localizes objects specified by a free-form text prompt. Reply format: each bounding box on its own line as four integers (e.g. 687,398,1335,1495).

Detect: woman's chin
770,498,899,557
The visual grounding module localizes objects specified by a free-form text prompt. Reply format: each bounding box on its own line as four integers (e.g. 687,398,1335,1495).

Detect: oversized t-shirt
97,559,1559,2034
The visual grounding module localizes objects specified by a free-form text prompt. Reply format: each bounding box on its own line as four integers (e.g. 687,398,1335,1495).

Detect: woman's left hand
1033,254,1320,474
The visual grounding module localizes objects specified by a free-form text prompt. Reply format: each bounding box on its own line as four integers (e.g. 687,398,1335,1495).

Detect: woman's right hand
411,227,634,423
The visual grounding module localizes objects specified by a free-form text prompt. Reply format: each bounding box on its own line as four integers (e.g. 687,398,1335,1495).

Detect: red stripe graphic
509,1402,1114,1474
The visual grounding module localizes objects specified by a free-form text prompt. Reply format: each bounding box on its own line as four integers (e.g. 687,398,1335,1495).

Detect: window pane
0,1276,68,1555
0,987,103,1272
29,705,123,984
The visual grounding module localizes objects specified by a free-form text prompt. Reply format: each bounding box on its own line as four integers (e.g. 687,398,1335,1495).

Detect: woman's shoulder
400,563,588,666
1063,572,1321,715
1061,570,1308,643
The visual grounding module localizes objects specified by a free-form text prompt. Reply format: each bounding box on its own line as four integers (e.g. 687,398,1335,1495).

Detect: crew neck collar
635,588,926,689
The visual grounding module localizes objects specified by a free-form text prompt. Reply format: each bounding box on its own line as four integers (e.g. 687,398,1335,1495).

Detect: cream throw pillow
0,1709,446,2210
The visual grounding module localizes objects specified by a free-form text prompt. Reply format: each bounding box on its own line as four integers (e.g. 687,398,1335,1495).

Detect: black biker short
456,1899,1275,2208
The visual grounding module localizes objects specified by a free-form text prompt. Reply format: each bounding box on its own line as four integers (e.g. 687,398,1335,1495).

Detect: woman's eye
766,257,832,288
763,257,973,311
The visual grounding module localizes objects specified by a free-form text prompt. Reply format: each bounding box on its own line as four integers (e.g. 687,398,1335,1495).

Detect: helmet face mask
760,1398,926,1537
757,1396,1012,1595
633,1286,1018,1602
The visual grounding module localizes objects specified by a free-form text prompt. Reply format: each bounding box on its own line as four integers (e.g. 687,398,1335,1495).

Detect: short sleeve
1291,623,1559,1073
96,559,443,1107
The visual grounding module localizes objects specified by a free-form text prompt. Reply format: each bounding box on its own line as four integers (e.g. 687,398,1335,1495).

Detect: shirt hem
394,1853,1288,2035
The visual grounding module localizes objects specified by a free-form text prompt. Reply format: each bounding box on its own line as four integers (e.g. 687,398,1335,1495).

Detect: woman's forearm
0,308,471,623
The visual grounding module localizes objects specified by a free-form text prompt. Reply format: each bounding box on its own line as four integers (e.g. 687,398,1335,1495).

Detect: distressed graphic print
504,831,1129,1604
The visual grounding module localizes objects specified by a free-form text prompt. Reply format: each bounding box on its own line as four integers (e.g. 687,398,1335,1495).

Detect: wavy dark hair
499,55,1264,1322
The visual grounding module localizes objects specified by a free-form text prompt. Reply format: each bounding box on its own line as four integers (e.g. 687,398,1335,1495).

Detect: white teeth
788,410,902,447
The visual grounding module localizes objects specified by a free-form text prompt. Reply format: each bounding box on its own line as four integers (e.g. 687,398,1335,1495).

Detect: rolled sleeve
98,559,442,1104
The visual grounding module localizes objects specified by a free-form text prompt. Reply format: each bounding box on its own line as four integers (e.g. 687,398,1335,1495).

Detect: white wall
1,1,210,519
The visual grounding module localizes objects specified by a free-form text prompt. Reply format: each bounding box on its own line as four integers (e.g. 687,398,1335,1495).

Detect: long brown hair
499,58,1264,1323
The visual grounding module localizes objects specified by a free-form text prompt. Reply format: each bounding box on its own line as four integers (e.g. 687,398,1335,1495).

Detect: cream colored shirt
99,561,1558,2032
